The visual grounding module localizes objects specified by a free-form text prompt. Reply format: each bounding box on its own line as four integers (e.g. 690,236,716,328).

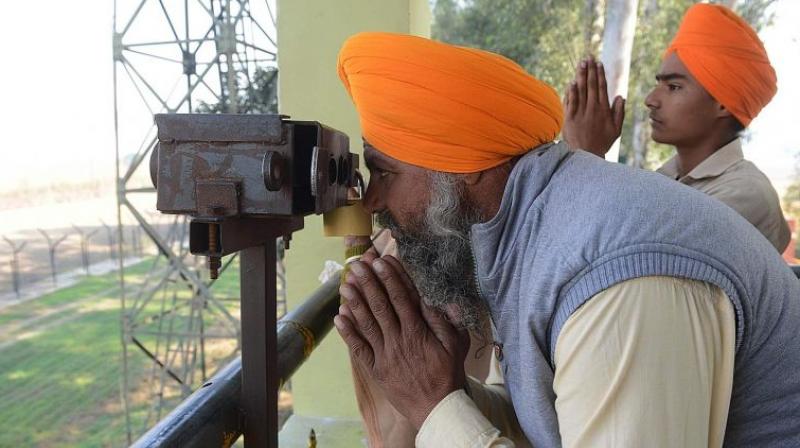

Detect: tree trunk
631,108,649,168
630,0,657,168
584,0,606,56
600,0,640,162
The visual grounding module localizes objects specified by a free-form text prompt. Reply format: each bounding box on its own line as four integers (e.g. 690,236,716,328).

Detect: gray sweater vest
470,142,800,447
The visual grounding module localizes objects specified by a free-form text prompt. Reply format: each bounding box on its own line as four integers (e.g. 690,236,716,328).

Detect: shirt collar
657,138,744,181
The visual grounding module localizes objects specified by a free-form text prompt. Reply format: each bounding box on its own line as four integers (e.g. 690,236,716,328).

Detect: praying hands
334,256,470,430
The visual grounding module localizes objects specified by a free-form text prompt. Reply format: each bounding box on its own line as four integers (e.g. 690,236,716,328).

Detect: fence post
72,225,99,276
2,237,26,298
100,220,116,261
38,229,69,287
131,226,142,257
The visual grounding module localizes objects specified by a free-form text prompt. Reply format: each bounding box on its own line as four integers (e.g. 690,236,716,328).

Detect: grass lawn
0,222,354,447
0,256,243,447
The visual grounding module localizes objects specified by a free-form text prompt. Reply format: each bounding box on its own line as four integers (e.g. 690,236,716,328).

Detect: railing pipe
132,272,341,448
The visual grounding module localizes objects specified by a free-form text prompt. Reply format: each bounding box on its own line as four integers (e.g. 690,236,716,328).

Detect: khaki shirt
416,276,735,448
657,139,790,252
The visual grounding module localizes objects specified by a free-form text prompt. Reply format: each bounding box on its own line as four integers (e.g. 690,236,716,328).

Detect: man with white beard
334,31,800,447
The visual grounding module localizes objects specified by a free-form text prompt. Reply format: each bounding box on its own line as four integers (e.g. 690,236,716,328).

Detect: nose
362,179,383,214
645,88,659,111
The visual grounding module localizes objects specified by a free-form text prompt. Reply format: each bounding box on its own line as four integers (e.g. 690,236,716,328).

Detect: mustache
375,210,394,230
375,210,412,240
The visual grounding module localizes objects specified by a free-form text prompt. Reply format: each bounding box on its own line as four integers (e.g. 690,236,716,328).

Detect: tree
600,0,640,162
432,0,591,90
196,66,279,114
783,155,800,257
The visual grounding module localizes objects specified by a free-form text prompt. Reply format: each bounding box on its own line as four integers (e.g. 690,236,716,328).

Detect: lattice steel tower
111,0,279,442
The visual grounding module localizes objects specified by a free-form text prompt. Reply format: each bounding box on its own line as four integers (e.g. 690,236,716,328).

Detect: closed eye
371,166,393,178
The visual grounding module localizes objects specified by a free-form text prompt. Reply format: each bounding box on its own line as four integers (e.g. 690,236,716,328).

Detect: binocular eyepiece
150,113,363,278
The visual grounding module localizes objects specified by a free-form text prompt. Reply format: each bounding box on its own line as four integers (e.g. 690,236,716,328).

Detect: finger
576,58,588,112
420,301,461,354
596,60,610,107
347,261,401,338
360,246,379,263
612,96,626,133
381,255,418,300
339,302,355,321
345,235,371,247
563,83,574,119
442,304,472,358
339,282,384,350
372,257,425,333
586,57,598,110
568,82,578,118
335,313,375,369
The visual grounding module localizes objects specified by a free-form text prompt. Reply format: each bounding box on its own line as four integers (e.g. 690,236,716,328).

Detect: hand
335,256,469,429
562,56,625,157
347,229,398,264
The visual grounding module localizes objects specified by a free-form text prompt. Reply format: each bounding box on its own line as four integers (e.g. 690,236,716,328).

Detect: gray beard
375,172,488,331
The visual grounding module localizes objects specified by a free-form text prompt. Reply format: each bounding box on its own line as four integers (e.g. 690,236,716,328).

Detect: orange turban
337,32,563,173
666,4,776,127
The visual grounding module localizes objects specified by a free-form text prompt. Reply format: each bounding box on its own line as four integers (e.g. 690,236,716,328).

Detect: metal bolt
283,234,292,250
208,223,220,279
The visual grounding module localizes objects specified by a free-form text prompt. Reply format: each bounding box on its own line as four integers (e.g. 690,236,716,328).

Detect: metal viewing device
146,113,361,447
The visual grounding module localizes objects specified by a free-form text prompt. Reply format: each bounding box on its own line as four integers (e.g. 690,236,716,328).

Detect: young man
563,3,790,252
334,31,800,447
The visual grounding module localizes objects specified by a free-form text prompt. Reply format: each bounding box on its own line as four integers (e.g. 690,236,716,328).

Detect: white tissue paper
318,260,344,284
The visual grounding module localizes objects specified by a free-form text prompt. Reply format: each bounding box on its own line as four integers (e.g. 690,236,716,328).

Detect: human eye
370,167,391,179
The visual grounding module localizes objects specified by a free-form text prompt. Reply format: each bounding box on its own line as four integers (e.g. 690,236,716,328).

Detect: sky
0,0,797,196
0,0,274,194
0,1,117,192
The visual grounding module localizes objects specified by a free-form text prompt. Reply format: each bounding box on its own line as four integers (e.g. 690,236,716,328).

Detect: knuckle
360,316,378,335
382,278,404,301
351,342,370,363
339,283,353,297
369,299,390,317
407,318,427,334
344,292,363,310
355,278,373,292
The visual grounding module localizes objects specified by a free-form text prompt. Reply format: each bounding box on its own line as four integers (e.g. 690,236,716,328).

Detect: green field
0,218,358,447
0,257,243,447
0,217,357,448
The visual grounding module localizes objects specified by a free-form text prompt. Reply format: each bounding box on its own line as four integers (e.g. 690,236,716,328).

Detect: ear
716,102,733,119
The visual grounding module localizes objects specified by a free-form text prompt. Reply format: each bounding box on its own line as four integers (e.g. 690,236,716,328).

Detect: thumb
420,302,462,354
443,303,470,358
613,96,626,133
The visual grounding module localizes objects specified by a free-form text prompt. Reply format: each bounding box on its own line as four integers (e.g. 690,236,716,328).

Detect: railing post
240,241,279,448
